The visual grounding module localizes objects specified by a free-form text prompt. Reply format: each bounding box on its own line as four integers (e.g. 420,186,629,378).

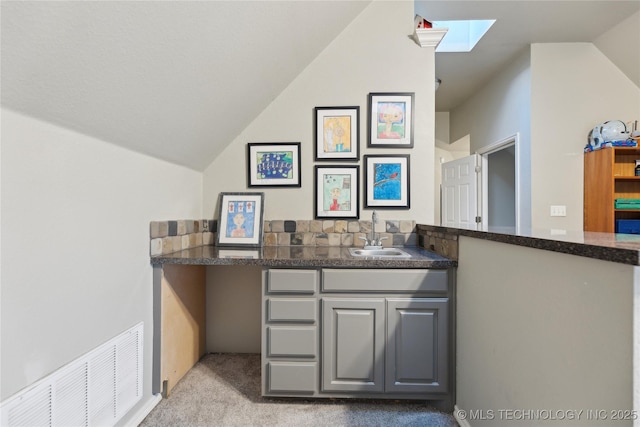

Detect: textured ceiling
2,1,638,170
1,1,369,170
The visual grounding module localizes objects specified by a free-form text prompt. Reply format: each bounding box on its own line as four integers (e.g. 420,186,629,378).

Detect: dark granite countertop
151,245,455,269
418,224,640,266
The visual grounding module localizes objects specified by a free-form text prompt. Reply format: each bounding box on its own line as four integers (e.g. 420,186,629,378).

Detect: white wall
0,109,202,419
203,1,436,224
530,43,640,230
456,236,634,426
594,11,640,88
205,265,262,353
449,37,640,232
450,49,532,228
435,111,451,146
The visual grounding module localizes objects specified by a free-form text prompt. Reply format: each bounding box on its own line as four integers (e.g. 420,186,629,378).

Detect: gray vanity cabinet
321,269,449,397
263,267,452,402
322,297,448,395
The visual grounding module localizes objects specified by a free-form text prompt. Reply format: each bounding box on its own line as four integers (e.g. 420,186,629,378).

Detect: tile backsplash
150,219,216,256
150,218,416,256
415,224,459,260
264,219,416,248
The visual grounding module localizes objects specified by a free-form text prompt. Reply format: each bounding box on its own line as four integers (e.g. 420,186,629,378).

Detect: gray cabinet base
262,267,455,410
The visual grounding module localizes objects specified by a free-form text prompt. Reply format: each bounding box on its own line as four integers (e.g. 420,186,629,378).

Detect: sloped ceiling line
1,1,370,171
3,1,638,169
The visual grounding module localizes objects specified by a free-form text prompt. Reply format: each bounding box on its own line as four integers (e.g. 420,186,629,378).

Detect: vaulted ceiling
1,1,369,170
3,1,638,171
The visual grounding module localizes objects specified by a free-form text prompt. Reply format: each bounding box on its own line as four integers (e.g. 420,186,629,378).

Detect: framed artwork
314,106,360,161
314,165,359,219
367,92,414,148
247,142,301,187
364,155,410,209
216,192,265,247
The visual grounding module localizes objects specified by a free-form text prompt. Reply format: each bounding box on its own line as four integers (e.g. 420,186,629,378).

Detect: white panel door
441,154,479,228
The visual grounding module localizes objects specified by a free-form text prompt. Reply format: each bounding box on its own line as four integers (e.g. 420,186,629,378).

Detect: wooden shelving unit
584,147,640,232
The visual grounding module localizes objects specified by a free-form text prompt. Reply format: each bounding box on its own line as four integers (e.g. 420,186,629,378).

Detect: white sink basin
348,247,412,259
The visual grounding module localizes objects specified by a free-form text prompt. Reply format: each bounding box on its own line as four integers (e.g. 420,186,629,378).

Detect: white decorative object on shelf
412,27,448,48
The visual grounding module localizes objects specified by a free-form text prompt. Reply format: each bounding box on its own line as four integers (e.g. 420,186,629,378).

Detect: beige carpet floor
140,353,459,427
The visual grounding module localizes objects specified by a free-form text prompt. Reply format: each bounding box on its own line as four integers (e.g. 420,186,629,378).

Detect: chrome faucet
371,210,378,245
359,210,388,249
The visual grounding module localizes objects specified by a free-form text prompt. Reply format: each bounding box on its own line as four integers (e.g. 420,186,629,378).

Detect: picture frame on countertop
364,154,410,209
314,165,359,219
247,142,301,188
216,192,265,247
314,106,360,161
367,92,414,148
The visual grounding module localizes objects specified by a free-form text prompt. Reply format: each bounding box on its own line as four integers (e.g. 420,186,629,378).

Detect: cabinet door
322,298,385,392
386,298,448,393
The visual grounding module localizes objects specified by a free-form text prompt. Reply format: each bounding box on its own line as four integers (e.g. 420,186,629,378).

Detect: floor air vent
0,322,143,426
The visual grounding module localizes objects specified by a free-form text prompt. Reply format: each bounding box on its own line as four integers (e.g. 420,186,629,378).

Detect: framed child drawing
247,142,301,187
314,106,360,161
367,92,414,148
216,192,265,247
314,165,359,219
364,155,410,209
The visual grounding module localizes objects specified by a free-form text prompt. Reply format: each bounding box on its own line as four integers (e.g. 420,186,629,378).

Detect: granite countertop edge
150,245,455,269
418,224,640,266
151,226,640,266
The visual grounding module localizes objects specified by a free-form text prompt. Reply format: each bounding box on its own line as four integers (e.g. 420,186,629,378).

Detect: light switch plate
550,205,567,217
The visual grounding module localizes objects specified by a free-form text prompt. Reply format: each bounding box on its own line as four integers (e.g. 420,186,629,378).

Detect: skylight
432,20,495,52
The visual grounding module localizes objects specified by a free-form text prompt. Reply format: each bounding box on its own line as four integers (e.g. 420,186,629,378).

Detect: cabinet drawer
268,269,318,294
267,326,317,357
322,269,447,293
267,361,317,393
267,298,317,322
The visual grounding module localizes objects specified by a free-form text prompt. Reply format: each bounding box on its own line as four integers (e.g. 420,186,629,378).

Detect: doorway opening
478,134,520,229
439,133,520,229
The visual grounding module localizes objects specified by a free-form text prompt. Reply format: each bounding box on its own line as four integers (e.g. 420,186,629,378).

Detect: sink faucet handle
375,236,389,246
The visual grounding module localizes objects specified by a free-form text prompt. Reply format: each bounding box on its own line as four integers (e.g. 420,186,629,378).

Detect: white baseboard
123,393,162,426
454,404,472,427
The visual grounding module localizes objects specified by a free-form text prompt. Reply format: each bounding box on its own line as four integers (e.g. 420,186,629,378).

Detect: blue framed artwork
364,155,410,209
216,192,265,247
247,142,301,187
